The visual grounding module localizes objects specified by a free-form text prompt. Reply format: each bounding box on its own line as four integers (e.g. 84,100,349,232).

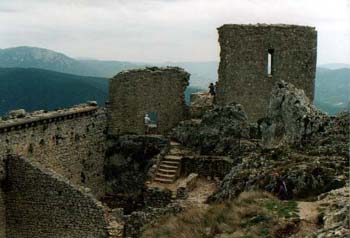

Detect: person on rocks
273,173,288,200
209,82,216,96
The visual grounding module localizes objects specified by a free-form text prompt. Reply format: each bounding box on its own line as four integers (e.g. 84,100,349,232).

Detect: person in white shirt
144,114,151,133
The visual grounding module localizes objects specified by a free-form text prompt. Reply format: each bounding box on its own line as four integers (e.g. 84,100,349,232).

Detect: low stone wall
144,187,172,208
180,156,233,179
4,156,111,238
124,203,182,238
0,104,107,198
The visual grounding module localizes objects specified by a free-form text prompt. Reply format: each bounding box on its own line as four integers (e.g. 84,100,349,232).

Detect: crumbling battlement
216,24,317,121
0,103,107,199
108,67,189,135
4,156,114,238
0,103,98,133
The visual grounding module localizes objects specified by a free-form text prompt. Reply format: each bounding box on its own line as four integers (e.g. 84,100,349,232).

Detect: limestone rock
171,103,250,156
315,187,350,237
208,150,347,203
189,92,214,118
261,80,349,156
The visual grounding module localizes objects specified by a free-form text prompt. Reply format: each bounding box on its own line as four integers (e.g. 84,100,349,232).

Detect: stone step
164,155,182,160
157,168,177,174
169,148,192,155
161,160,180,166
170,141,181,146
154,177,174,184
159,164,178,170
191,119,202,124
155,172,176,179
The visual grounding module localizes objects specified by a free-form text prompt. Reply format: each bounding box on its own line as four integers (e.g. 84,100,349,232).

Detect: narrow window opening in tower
267,49,274,77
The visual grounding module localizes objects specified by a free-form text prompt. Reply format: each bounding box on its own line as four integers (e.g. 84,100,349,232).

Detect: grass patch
142,191,301,238
263,200,299,218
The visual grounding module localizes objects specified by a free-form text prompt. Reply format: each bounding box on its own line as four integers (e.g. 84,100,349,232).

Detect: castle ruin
215,24,317,121
0,24,320,238
108,67,189,135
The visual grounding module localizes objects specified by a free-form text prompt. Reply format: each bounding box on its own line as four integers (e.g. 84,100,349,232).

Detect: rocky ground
314,187,350,237
164,80,349,237
109,81,348,237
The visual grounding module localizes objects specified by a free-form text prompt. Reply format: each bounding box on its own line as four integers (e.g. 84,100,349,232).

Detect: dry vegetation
142,192,300,238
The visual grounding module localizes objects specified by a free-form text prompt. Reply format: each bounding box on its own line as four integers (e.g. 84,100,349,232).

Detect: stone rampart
4,156,112,238
0,104,107,198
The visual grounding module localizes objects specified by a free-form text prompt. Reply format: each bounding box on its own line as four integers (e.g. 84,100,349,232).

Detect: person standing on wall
209,82,216,96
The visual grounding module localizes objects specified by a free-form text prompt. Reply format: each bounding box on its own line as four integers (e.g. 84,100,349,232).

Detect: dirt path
298,201,319,222
291,201,320,237
179,178,217,209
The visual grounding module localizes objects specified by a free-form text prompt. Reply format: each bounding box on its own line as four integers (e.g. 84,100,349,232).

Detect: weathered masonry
108,67,189,135
0,105,123,238
4,156,112,238
215,24,317,121
0,104,107,199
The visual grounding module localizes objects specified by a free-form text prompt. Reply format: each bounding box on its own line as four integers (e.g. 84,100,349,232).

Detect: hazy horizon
1,0,349,64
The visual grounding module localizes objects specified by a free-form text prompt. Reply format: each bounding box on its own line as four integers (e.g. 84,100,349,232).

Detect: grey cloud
0,0,348,63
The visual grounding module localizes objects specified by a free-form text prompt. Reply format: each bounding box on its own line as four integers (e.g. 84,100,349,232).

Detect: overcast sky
0,0,349,64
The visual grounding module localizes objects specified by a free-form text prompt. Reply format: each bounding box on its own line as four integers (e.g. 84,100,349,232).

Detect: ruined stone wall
0,189,5,238
0,105,107,198
216,24,317,121
181,156,233,179
4,156,110,238
108,67,189,135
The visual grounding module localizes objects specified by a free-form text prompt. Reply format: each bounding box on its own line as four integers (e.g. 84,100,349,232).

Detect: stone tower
215,24,317,121
108,67,189,135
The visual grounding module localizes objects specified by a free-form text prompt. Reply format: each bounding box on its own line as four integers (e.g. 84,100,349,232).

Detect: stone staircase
154,141,186,184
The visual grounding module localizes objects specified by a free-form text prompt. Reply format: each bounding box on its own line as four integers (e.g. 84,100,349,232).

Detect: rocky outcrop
171,103,251,156
208,149,348,203
315,187,350,237
209,81,349,203
261,81,349,156
261,80,326,148
189,92,214,118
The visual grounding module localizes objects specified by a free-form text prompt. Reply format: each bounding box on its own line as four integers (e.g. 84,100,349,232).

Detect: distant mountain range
0,46,215,87
318,63,350,70
0,67,108,115
0,46,140,78
0,46,348,115
315,67,350,114
0,67,201,116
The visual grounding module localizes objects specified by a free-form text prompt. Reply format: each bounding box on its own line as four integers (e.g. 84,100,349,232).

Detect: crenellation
0,103,98,133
